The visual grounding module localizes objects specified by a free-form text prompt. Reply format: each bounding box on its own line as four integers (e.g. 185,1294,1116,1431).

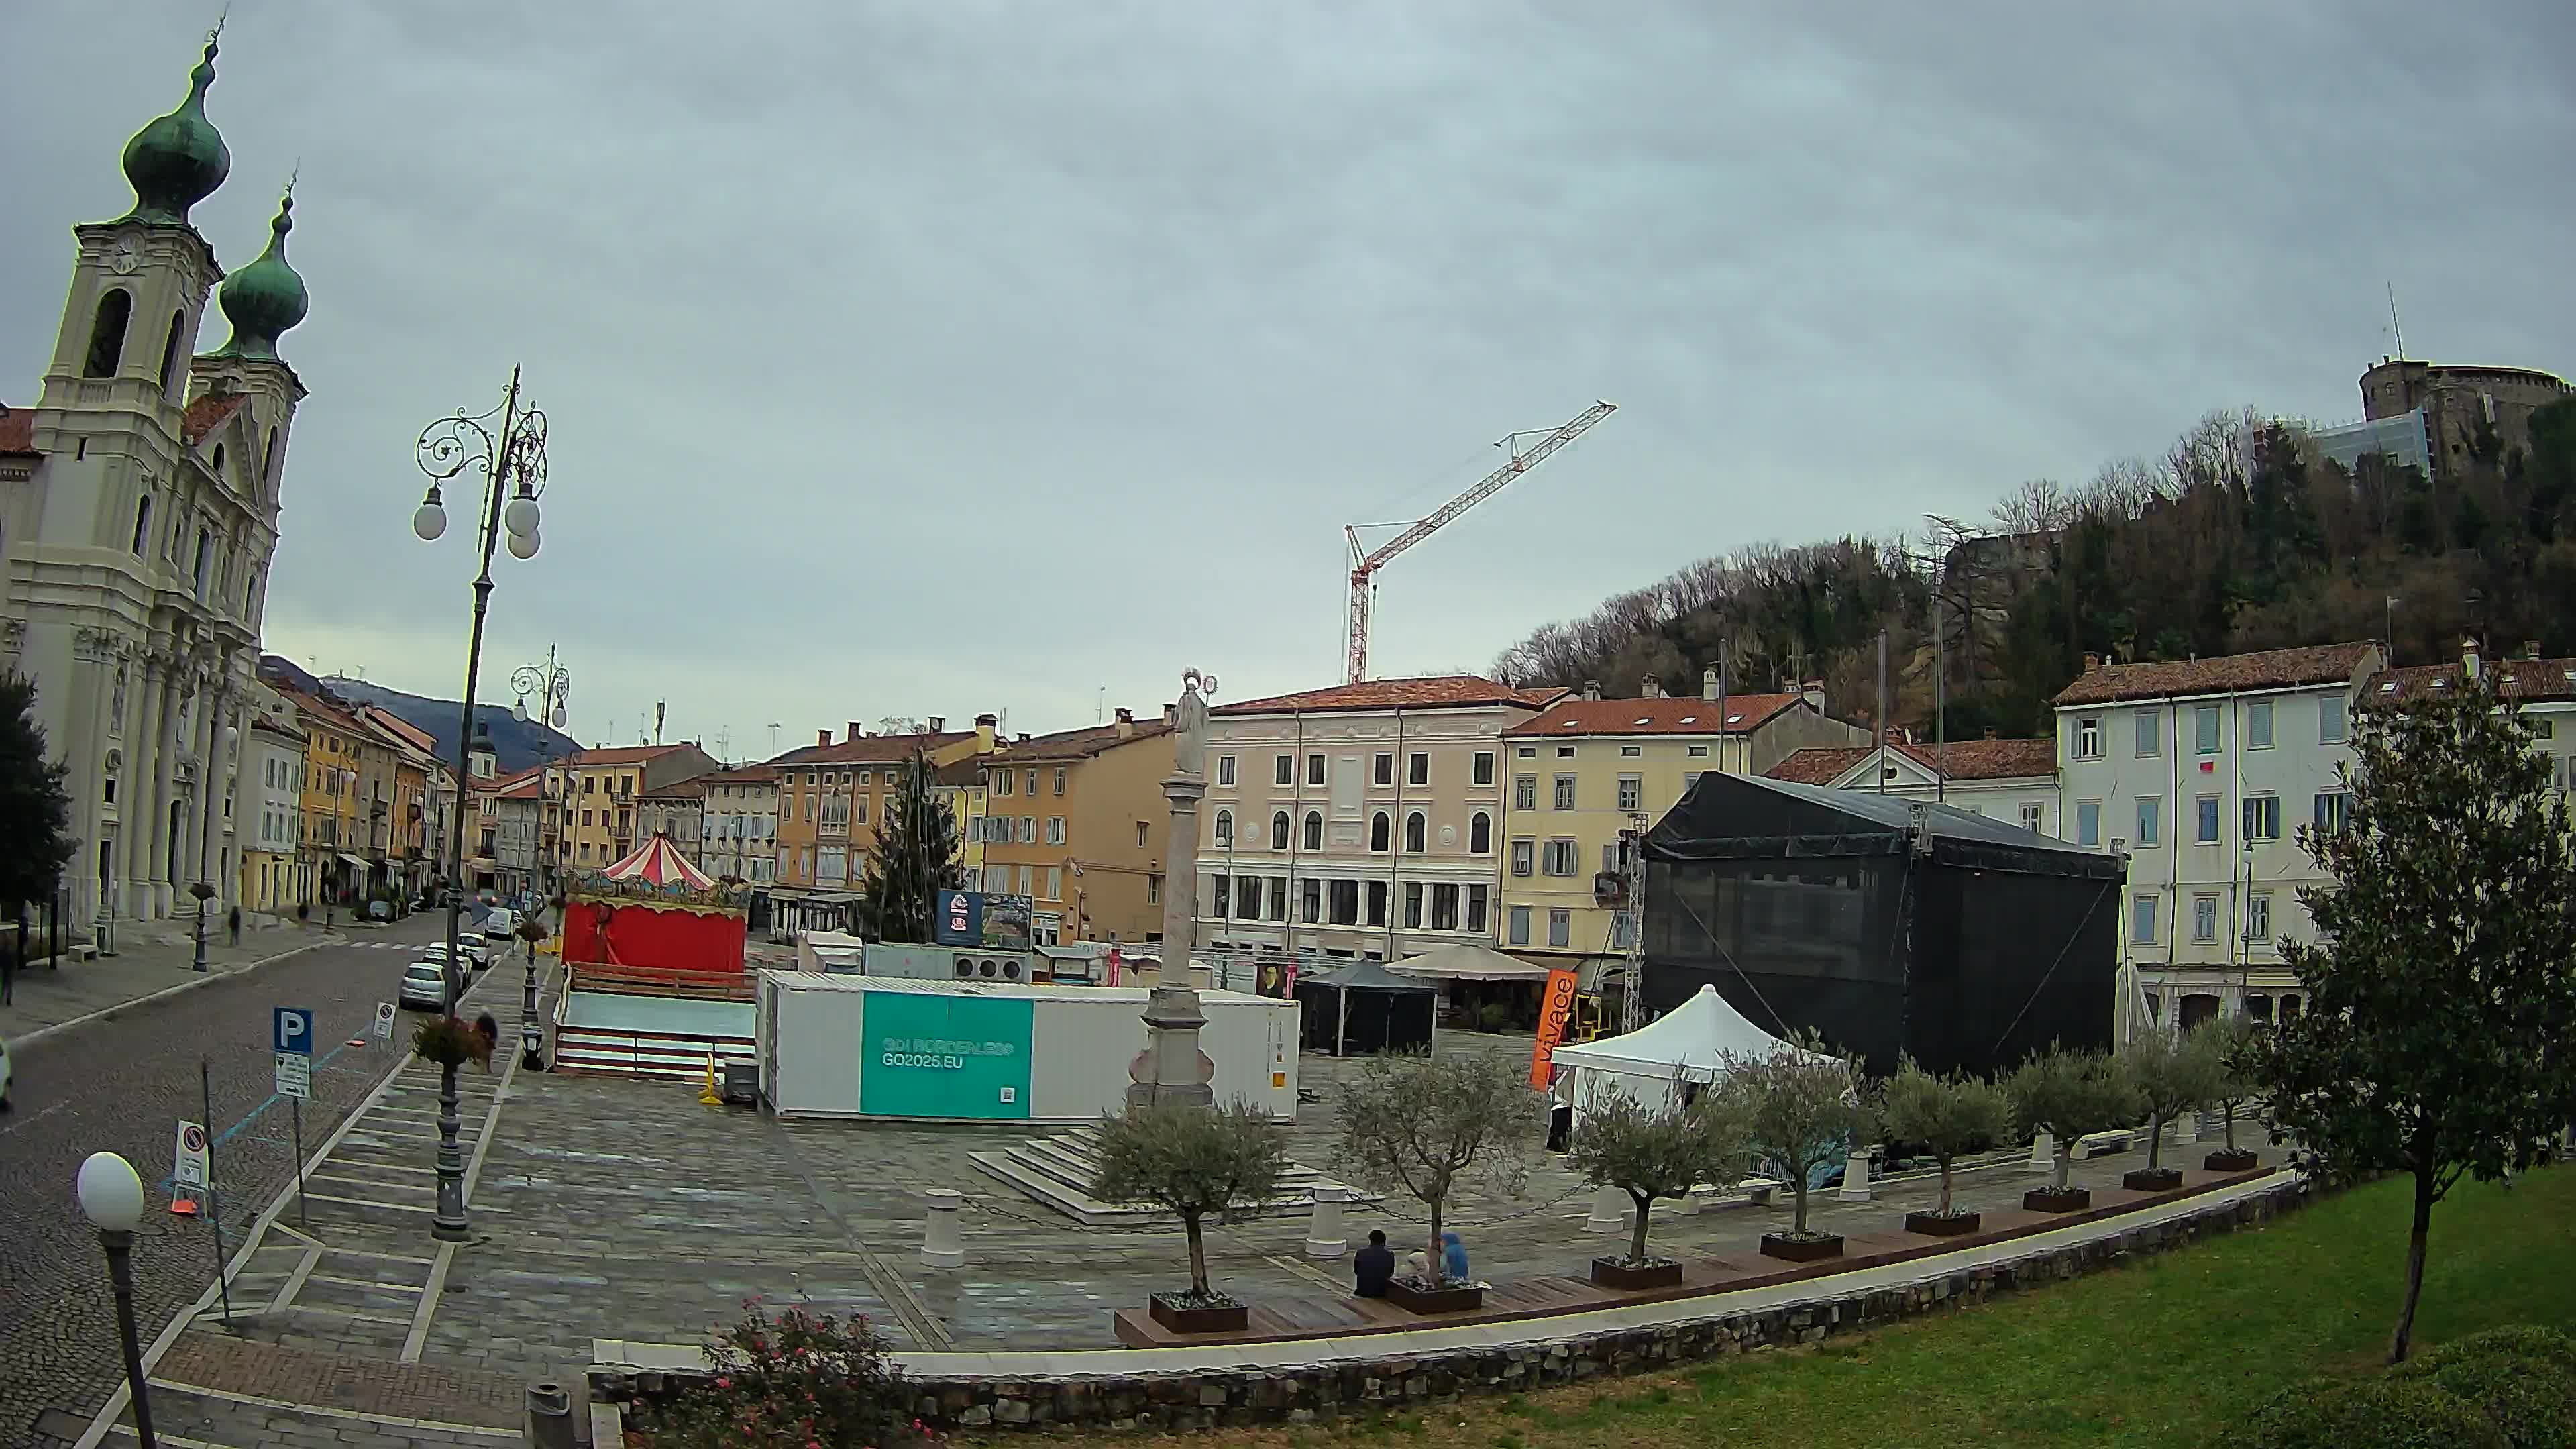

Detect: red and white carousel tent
596,833,716,891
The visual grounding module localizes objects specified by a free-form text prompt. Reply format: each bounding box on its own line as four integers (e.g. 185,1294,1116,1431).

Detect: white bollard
920,1187,966,1269
2027,1130,2055,1172
1837,1148,1872,1202
2175,1110,2199,1146
1303,1184,1349,1259
1584,1185,1629,1234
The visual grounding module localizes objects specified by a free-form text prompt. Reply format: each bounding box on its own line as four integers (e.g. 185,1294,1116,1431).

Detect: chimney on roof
1800,680,1825,713
1016,733,1030,744
928,716,945,733
1582,679,1602,701
1114,707,1135,739
817,728,831,747
1641,675,1664,698
2463,635,2481,682
848,721,864,741
1984,727,1998,740
2524,641,2542,662
1702,667,1720,702
974,714,997,751
2084,652,2102,674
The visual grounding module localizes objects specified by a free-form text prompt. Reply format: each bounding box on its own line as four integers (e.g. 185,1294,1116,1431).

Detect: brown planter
2123,1167,2185,1193
1589,1256,1684,1290
2204,1148,2260,1172
1383,1277,1484,1314
2024,1187,2092,1213
1760,1232,1845,1263
1146,1293,1248,1334
1904,1210,1982,1237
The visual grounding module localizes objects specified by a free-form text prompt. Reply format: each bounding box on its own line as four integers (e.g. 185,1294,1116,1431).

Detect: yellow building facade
1497,683,1868,971
284,690,371,906
975,711,1173,946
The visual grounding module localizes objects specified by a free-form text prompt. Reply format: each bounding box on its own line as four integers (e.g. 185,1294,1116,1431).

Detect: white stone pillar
1303,1184,1348,1258
131,660,168,917
2027,1130,2055,1172
920,1187,965,1268
1837,1148,1873,1201
1585,1185,1629,1234
2175,1110,2199,1146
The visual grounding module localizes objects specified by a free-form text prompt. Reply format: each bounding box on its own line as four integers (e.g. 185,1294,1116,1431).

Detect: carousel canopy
598,833,715,890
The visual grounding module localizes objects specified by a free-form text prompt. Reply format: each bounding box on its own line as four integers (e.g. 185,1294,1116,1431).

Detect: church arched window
129,495,152,555
158,311,186,395
85,289,133,377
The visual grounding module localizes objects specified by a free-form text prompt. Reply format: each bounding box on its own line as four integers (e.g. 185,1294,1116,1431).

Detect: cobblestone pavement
4,918,531,1448
0,916,329,1041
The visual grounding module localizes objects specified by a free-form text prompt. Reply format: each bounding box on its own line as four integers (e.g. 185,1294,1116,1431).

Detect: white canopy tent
1386,942,1554,982
1547,984,1834,1120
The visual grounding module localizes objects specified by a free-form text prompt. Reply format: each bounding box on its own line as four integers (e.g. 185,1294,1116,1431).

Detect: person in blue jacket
1441,1231,1470,1283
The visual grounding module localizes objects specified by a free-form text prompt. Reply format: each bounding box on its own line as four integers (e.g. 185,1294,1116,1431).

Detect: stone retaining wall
594,1177,2310,1434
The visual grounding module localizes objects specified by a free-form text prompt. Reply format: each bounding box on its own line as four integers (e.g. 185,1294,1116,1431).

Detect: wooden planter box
1147,1293,1248,1335
2122,1167,2185,1193
1759,1232,1844,1263
1589,1256,1684,1290
2024,1187,2092,1214
1383,1277,1484,1314
2204,1148,2260,1172
1904,1210,1982,1237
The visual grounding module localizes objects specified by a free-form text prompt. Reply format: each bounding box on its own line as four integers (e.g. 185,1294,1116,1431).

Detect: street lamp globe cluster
78,1151,156,1446
409,366,551,1243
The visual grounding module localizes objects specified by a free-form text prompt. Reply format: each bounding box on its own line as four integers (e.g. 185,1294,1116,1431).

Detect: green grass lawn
1115,1165,2576,1449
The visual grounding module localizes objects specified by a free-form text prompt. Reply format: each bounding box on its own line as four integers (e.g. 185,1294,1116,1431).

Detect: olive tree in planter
1333,1051,1535,1313
1091,1101,1288,1334
2123,1026,2225,1191
2200,1017,2265,1171
1563,1085,1751,1289
1879,1057,2013,1237
2008,1045,2141,1212
1719,1035,1868,1263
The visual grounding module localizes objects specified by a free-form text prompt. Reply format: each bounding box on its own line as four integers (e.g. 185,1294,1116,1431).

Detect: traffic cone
698,1049,723,1106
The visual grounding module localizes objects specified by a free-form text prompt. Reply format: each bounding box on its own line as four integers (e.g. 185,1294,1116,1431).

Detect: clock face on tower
111,239,141,275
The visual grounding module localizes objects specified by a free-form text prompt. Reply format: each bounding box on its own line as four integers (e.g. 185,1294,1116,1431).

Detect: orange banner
1529,967,1582,1089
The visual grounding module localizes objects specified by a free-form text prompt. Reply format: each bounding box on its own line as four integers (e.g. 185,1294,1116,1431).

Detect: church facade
0,30,312,928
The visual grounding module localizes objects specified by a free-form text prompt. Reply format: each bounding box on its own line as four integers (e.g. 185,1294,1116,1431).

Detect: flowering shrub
647,1301,910,1448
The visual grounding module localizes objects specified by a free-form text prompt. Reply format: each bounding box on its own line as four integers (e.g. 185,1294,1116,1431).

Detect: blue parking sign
274,1006,314,1057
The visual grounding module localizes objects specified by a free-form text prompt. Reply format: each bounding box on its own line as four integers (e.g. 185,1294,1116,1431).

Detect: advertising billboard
859,991,1034,1120
934,890,1034,950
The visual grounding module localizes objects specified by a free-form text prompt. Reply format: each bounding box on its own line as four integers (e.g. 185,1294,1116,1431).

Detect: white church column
132,657,170,918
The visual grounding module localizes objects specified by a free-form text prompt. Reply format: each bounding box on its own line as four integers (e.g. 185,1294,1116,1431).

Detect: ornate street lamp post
411,366,549,1242
77,1151,157,1447
509,651,570,1072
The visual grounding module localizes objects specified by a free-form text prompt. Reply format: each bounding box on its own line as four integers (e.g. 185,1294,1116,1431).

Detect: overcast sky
7,2,2573,757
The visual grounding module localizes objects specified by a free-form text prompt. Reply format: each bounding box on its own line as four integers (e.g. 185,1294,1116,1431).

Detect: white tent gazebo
1547,984,1831,1120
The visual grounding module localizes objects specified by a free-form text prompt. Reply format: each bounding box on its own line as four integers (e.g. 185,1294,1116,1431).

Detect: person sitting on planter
1403,1247,1431,1279
1441,1231,1469,1282
1353,1229,1395,1298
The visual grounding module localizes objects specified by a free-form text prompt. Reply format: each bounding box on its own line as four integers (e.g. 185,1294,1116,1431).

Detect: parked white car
482,908,517,942
422,938,489,972
399,960,451,1012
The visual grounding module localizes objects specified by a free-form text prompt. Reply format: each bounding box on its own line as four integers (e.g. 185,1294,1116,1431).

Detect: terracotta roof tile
932,759,985,787
1213,675,1563,716
638,778,708,799
1765,736,2061,786
1502,694,1804,738
2051,643,2380,706
2373,657,2576,704
994,719,1174,762
698,765,778,785
181,393,248,446
570,743,694,766
0,405,34,455
765,731,974,767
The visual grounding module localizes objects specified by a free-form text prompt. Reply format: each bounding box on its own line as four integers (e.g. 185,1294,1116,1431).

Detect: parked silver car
399,960,451,1012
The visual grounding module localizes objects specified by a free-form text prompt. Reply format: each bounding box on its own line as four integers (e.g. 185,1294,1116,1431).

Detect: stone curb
594,1178,2312,1434
11,935,339,1049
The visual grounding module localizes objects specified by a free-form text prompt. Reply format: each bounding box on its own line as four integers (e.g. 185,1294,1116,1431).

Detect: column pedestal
1584,1185,1629,1234
2027,1130,2055,1172
920,1187,966,1268
1837,1148,1873,1201
1302,1184,1348,1258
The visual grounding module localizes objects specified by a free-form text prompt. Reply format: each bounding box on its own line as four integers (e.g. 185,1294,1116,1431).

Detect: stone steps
968,1128,1375,1228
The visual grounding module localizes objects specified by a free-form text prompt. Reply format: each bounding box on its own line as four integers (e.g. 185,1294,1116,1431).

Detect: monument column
1126,669,1220,1112
134,656,172,918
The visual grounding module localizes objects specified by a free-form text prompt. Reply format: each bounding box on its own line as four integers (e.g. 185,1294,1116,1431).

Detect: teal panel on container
859,991,1034,1119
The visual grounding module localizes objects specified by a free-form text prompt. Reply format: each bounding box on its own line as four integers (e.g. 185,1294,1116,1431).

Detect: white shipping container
756,972,1298,1123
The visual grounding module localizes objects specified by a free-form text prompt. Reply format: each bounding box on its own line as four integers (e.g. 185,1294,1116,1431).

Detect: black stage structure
1640,773,2124,1077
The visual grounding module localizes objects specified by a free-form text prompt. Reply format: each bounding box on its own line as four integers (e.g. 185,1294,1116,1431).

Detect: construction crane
1343,400,1617,683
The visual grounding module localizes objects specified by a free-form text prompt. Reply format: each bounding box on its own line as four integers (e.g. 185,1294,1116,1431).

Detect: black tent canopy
1294,959,1439,1056
1641,772,2123,1078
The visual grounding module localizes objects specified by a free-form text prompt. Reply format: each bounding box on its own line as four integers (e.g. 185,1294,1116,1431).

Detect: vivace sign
859,991,1034,1120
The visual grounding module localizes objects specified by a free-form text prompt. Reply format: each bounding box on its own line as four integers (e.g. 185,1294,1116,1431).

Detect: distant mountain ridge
259,655,578,775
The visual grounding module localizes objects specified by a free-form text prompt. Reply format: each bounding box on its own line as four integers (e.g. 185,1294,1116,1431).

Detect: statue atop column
1130,667,1222,1109
1171,667,1214,778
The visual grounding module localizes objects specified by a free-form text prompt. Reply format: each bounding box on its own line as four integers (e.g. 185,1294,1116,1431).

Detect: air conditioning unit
1591,871,1627,905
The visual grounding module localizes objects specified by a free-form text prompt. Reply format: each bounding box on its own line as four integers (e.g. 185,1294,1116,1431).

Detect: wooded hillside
1493,397,2576,739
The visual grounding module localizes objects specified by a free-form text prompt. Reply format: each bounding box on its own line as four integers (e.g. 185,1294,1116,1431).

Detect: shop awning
1387,942,1556,982
337,853,370,871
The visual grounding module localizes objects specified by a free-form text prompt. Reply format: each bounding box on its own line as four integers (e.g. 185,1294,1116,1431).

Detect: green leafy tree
1332,1053,1536,1285
2202,1016,2265,1156
2257,665,2576,1364
2126,1026,2224,1171
2008,1046,2142,1192
1092,1102,1289,1303
0,672,75,1000
855,752,963,943
1878,1057,2013,1216
1564,1087,1752,1265
1716,1035,1868,1237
